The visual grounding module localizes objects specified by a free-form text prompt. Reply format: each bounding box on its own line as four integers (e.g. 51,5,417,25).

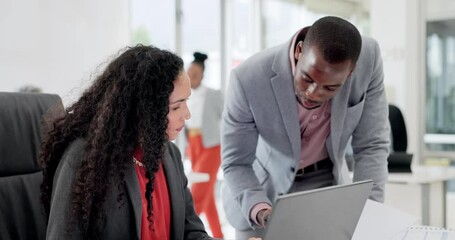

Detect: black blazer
46,139,212,240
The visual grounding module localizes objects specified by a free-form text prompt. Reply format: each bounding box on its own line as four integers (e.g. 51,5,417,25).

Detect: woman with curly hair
39,45,213,240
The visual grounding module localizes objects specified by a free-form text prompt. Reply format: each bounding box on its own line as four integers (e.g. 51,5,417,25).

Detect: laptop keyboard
394,226,455,240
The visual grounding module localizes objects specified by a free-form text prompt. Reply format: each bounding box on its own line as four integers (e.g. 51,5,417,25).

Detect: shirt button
312,115,318,120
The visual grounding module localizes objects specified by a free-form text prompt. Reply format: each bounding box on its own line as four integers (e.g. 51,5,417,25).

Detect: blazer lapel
329,78,351,157
161,146,183,239
124,162,142,240
124,146,183,240
270,40,301,161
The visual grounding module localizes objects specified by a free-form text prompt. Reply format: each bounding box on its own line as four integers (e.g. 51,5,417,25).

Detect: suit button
290,167,295,172
278,193,284,196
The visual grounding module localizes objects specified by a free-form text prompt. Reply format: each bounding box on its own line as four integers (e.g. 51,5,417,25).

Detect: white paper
426,231,445,240
447,231,455,240
352,199,420,240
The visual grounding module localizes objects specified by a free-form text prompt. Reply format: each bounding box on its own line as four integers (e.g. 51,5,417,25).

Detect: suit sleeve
351,39,390,202
221,69,272,227
46,140,84,240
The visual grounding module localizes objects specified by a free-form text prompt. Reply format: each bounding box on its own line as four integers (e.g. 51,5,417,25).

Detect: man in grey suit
221,16,390,238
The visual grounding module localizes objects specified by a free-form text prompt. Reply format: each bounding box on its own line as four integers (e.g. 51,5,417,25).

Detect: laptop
263,180,373,240
388,153,413,173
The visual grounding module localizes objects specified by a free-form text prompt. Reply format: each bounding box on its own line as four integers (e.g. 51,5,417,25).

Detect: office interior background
1,0,455,237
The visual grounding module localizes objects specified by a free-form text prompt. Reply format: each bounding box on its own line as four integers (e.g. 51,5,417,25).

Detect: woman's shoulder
59,138,86,168
204,86,221,95
165,141,180,158
204,87,223,102
65,138,85,155
67,138,85,151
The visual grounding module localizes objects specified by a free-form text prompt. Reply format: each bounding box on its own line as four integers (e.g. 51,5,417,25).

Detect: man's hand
256,208,272,228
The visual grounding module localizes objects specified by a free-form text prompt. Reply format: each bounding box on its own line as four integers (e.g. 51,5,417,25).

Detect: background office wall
2,0,454,161
371,0,455,163
0,0,130,105
370,0,423,162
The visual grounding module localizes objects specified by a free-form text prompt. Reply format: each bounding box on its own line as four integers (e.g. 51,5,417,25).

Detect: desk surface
187,172,210,184
388,166,455,184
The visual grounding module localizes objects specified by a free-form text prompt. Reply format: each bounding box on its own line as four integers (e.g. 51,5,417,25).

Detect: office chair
0,92,64,240
344,104,412,172
388,104,408,152
388,104,413,172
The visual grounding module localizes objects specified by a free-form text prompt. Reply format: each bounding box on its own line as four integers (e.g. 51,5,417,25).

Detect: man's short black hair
304,16,362,64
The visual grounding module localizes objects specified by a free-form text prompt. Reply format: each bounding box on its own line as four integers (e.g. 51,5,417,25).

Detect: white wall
426,0,455,21
0,0,130,105
370,0,423,162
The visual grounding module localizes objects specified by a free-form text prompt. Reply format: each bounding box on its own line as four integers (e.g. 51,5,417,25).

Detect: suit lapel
124,162,141,240
124,145,184,239
329,78,351,157
270,40,301,161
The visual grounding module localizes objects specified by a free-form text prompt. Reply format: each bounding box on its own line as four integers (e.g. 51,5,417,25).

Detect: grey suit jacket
200,88,224,148
221,36,390,230
46,139,212,240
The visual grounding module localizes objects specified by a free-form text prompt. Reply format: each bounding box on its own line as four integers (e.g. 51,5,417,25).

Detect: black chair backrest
0,92,64,240
388,104,408,152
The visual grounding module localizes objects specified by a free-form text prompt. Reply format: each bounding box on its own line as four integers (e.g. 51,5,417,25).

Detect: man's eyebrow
302,71,315,82
325,84,342,87
302,71,342,87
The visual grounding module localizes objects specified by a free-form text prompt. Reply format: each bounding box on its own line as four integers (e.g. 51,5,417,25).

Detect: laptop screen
263,180,373,240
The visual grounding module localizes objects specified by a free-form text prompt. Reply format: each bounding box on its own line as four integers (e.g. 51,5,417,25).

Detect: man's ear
348,64,356,77
295,41,303,61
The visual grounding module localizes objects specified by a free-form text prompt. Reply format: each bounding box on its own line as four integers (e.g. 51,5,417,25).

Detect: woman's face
167,71,191,140
187,63,203,89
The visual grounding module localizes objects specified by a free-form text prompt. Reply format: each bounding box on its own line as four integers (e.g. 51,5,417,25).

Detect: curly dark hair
39,45,184,239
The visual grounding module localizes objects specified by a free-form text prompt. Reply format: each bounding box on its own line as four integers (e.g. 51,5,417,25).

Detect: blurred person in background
186,52,224,239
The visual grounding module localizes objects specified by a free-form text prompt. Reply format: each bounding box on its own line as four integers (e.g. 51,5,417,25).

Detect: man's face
294,43,354,109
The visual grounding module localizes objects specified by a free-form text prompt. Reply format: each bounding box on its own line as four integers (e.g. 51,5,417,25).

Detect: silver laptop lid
263,180,373,240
